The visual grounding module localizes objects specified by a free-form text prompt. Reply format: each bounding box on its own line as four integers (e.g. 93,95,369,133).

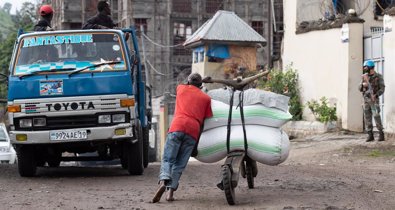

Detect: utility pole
82,0,85,26
140,25,151,88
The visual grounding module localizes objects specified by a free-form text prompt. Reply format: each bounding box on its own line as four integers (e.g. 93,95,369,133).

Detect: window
173,21,192,55
193,52,198,63
251,21,263,35
173,0,192,13
0,128,6,142
375,0,394,16
199,52,204,62
15,33,127,76
206,0,223,13
134,18,148,35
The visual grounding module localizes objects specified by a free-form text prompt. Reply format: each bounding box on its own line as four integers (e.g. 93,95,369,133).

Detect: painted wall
382,15,395,134
283,0,364,131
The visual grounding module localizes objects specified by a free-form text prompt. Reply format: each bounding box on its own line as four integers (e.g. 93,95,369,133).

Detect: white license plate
50,130,88,141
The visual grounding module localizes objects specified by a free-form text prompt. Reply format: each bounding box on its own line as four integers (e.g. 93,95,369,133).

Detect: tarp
206,44,230,59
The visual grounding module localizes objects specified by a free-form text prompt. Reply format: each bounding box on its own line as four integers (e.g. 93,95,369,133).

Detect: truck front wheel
17,146,37,177
126,123,144,175
143,128,149,168
126,140,144,175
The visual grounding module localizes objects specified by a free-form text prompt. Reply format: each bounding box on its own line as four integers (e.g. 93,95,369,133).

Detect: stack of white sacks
195,88,292,166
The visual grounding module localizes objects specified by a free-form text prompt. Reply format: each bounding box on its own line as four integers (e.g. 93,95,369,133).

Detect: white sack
207,88,290,112
196,125,290,166
204,100,292,130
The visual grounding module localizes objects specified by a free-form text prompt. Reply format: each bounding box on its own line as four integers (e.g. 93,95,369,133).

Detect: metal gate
363,27,385,128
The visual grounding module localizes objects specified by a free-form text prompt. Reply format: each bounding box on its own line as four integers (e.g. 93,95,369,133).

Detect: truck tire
17,146,37,177
127,140,144,175
143,128,149,168
120,156,128,169
127,124,144,175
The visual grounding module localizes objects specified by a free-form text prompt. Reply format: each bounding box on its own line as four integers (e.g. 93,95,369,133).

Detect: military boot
366,131,374,142
378,131,385,141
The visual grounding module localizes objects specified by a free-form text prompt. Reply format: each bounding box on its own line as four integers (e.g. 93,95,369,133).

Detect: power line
146,59,172,76
142,32,183,48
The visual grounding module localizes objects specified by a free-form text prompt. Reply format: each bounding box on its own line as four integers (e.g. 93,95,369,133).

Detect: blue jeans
159,132,196,190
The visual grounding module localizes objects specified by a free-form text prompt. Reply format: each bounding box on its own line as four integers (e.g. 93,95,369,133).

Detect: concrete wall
296,0,324,23
283,0,363,132
358,2,383,35
382,15,395,134
295,0,383,36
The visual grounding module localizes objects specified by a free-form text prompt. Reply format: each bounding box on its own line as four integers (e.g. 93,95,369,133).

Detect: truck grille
14,112,129,131
46,115,98,129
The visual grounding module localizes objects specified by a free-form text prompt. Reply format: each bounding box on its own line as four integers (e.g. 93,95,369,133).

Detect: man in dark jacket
82,1,117,29
34,5,54,31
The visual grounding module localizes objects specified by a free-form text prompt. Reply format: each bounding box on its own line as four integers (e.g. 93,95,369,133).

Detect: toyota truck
3,27,151,177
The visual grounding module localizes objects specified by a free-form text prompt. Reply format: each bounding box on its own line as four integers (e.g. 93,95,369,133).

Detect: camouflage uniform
358,72,385,132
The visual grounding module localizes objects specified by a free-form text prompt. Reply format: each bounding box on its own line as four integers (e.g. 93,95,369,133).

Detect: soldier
358,60,385,142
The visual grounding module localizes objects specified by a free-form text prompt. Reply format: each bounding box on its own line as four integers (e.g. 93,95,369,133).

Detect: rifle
362,73,377,113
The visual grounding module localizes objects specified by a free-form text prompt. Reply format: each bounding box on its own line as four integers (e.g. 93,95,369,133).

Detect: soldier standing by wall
358,60,385,142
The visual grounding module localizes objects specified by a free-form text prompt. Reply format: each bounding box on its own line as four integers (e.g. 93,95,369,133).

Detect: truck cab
6,28,151,177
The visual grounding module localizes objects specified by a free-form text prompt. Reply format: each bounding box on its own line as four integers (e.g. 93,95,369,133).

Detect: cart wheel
246,160,254,189
222,165,236,205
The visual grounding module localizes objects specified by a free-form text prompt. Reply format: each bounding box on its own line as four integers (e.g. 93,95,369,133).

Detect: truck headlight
112,114,126,123
33,118,46,127
98,115,111,124
20,119,32,128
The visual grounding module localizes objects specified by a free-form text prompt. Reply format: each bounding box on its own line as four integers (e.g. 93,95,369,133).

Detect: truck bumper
10,123,134,144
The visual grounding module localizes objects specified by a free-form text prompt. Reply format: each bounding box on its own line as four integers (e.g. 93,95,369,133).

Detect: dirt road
1,132,394,210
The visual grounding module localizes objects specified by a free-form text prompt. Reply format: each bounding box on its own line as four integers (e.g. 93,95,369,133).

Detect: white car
0,123,16,164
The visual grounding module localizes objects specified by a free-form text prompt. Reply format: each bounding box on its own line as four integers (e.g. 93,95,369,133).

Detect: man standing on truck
34,5,54,31
358,60,385,142
82,1,117,29
152,73,213,203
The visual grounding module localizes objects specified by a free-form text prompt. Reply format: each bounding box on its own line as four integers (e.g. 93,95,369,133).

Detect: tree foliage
256,65,303,121
0,1,38,100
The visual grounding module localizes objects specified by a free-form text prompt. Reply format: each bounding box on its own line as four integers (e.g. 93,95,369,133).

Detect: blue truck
3,28,152,177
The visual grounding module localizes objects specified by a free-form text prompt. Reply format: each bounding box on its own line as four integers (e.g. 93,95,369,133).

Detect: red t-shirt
168,85,213,141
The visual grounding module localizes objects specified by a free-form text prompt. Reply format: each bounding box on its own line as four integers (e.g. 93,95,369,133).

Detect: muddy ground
0,132,394,210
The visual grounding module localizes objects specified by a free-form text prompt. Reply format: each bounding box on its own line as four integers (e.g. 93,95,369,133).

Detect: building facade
283,0,395,135
44,0,118,30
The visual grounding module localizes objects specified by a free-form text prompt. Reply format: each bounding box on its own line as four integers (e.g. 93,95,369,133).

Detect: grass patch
367,149,395,157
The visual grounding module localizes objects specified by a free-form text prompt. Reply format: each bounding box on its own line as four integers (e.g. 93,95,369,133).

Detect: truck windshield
13,32,127,76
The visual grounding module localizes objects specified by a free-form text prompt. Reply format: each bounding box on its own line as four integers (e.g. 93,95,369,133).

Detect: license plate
50,130,88,141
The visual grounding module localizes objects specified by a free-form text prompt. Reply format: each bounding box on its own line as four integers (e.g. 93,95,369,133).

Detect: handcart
202,70,268,205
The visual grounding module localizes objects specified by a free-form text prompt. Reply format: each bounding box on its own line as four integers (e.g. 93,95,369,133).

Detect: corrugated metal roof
184,10,266,47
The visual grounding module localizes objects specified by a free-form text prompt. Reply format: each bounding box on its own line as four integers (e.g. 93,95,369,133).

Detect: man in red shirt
152,73,213,203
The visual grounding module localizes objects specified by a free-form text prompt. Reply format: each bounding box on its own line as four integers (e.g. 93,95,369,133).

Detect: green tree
256,65,303,120
0,1,38,101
